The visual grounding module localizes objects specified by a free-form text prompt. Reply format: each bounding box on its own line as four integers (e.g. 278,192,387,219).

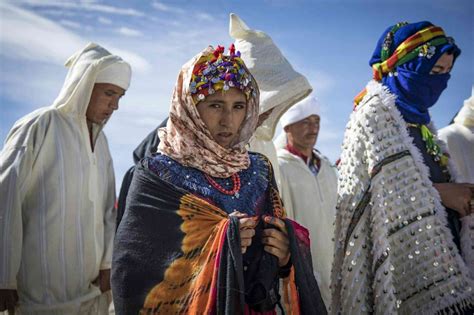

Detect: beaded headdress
190,44,257,104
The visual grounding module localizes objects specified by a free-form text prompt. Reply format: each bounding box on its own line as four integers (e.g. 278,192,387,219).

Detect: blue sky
1,0,473,190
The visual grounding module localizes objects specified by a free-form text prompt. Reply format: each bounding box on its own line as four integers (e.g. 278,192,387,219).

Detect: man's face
285,114,320,151
196,87,247,148
86,83,126,124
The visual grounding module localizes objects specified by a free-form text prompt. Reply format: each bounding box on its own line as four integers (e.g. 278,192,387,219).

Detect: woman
332,21,474,314
111,45,326,314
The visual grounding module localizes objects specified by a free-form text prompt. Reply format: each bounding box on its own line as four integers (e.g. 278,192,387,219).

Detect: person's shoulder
248,151,275,177
147,153,170,166
349,81,402,139
4,107,58,148
248,151,271,167
146,153,184,175
314,150,333,165
355,80,396,119
275,148,300,168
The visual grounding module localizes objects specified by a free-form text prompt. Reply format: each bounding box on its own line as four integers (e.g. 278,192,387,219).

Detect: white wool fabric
332,80,474,314
453,86,474,127
229,13,312,141
277,148,337,308
280,96,321,128
0,42,128,314
95,61,132,90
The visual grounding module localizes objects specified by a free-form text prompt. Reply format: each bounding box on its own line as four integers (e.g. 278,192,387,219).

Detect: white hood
229,13,312,141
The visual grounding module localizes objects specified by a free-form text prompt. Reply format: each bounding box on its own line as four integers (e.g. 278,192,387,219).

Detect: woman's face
196,87,247,148
430,52,454,75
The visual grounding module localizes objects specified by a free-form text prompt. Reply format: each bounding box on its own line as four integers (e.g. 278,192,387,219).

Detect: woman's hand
434,183,474,217
262,216,291,267
231,211,258,254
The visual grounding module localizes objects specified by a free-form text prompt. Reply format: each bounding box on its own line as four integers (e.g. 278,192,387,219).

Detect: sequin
410,196,416,202
426,224,432,230
198,93,205,100
433,261,439,267
408,254,413,259
351,260,357,266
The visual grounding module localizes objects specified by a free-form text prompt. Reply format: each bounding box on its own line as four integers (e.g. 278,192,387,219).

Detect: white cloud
0,3,151,73
151,1,184,14
14,0,145,16
117,27,143,37
195,12,213,22
98,16,112,24
0,2,86,64
59,19,81,29
108,47,150,74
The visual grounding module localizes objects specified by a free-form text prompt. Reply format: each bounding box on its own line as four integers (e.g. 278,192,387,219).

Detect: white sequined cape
331,80,474,315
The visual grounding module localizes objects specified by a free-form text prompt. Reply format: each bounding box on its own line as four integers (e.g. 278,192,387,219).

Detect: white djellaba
438,87,474,184
332,80,474,314
0,43,131,315
229,13,312,190
274,96,338,308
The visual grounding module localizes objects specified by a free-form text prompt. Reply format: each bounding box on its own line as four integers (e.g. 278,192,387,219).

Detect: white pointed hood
453,86,474,127
229,13,312,141
53,42,131,120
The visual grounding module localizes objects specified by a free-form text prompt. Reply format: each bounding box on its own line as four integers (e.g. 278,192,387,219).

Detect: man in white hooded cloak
0,43,131,315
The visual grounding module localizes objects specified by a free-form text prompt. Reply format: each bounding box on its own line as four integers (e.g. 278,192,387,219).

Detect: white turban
95,61,132,90
280,96,321,128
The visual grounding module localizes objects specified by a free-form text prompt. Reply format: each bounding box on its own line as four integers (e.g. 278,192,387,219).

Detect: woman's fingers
262,221,291,266
240,229,255,248
239,216,258,230
262,228,289,245
263,216,287,234
239,216,257,253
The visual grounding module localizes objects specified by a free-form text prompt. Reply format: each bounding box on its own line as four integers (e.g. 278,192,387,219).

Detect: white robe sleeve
0,121,41,289
278,160,295,220
100,150,116,270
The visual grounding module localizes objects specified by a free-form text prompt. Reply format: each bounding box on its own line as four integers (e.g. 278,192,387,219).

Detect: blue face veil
369,21,461,125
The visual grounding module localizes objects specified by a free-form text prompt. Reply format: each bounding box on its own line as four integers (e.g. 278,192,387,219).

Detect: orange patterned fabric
141,194,228,313
112,158,326,314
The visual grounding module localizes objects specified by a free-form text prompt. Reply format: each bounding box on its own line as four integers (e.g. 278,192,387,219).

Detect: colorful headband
354,25,449,107
372,25,446,81
190,44,256,103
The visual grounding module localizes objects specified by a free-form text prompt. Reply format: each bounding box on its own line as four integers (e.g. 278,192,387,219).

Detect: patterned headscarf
158,46,260,178
355,21,461,124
